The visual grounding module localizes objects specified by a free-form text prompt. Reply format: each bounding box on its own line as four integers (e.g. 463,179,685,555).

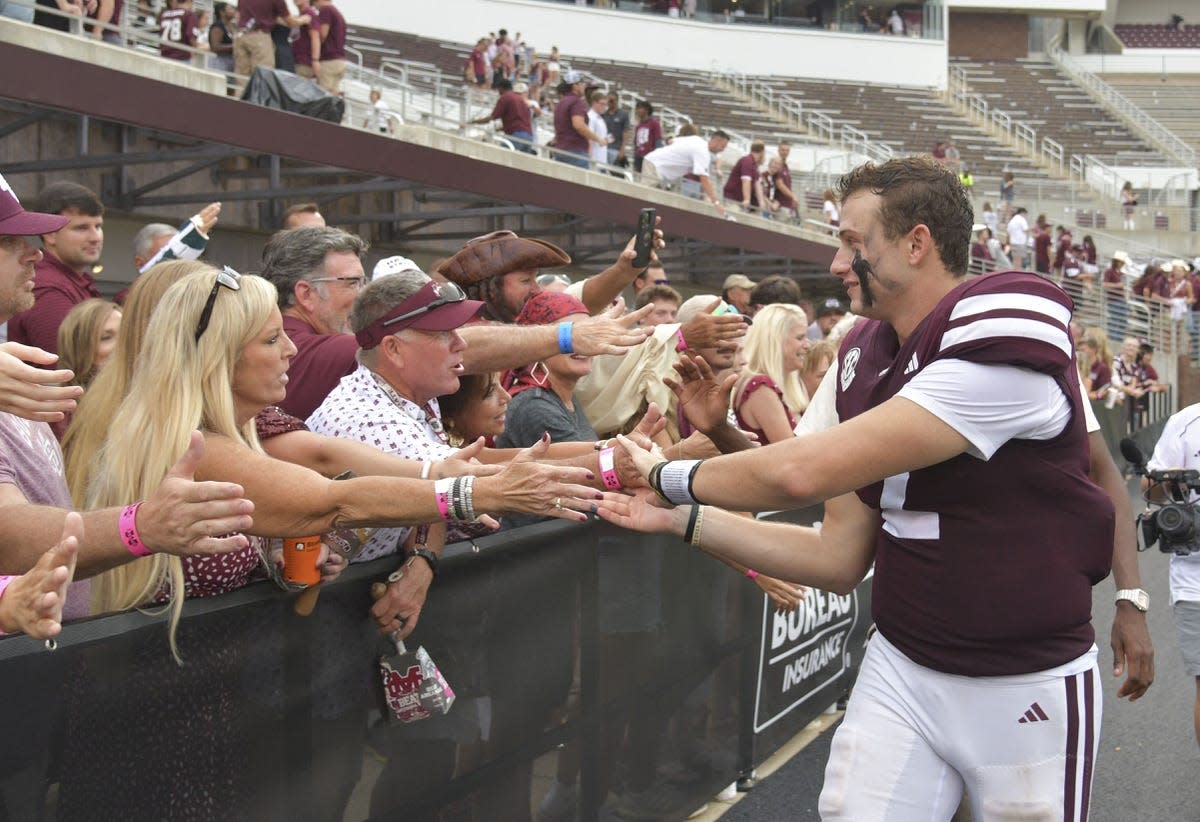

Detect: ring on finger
554,497,563,510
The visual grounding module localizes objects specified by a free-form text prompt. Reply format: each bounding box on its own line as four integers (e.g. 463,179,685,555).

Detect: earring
529,361,550,387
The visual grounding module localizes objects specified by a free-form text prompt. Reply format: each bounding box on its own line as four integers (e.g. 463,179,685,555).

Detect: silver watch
1115,588,1149,612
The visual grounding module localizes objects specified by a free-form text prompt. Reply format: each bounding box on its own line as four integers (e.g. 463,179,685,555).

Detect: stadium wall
335,0,950,88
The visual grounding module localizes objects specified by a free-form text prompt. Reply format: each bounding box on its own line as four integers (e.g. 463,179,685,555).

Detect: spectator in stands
492,30,516,86
957,165,973,193
471,78,535,153
363,88,397,135
632,100,663,175
1102,250,1131,341
1121,181,1138,230
723,140,767,213
998,171,1015,223
1081,234,1098,268
233,0,310,95
1113,336,1147,410
158,0,198,62
722,273,755,315
1167,260,1193,331
767,144,797,218
119,202,221,305
0,173,253,613
1137,343,1167,396
314,0,346,95
1005,206,1028,271
86,0,120,44
1031,214,1051,275
280,202,325,229
1079,334,1115,404
822,188,839,227
732,303,809,445
641,129,730,217
33,0,81,31
806,297,846,340
930,140,946,163
970,225,992,271
981,226,1011,270
859,4,878,31
634,283,681,328
7,181,104,355
465,37,490,88
586,90,612,168
943,141,961,172
208,1,236,73
980,201,998,236
439,372,509,448
887,7,903,34
801,338,835,402
552,71,606,169
56,298,119,392
603,92,632,168
290,0,321,83
747,274,800,315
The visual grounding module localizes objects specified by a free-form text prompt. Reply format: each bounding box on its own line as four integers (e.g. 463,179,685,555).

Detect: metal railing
714,71,895,164
1047,39,1197,170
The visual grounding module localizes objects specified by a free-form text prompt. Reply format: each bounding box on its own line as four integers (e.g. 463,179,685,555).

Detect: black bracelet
648,461,668,502
682,504,700,544
407,547,440,579
686,459,704,502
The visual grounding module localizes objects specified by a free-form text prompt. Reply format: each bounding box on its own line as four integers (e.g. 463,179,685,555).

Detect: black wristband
682,504,700,544
408,547,440,579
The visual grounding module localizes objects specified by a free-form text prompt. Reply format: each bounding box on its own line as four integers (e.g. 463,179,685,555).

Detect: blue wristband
558,321,574,354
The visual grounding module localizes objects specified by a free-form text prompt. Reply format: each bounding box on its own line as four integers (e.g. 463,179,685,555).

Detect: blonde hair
83,270,276,659
64,260,214,507
56,298,120,390
737,303,809,415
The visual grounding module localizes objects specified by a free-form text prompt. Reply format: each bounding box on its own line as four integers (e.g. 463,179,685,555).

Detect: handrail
1047,39,1197,169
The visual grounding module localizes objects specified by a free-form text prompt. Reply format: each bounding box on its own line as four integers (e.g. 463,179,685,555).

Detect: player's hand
1111,603,1154,701
596,488,680,534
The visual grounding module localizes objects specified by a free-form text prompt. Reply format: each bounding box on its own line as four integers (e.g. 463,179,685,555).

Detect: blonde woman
78,268,598,656
732,303,810,444
56,298,121,391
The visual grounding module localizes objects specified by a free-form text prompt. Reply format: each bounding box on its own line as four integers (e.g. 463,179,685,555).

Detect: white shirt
587,108,608,165
1006,213,1028,247
643,135,713,182
306,364,454,562
1146,403,1200,604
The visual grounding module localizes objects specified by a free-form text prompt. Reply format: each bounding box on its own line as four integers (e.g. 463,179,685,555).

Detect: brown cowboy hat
436,230,571,286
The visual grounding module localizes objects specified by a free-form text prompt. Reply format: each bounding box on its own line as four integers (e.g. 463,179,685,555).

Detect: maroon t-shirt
8,254,101,355
553,93,589,154
291,9,320,66
834,271,1112,676
466,48,487,78
1033,231,1051,271
1087,361,1111,397
279,315,358,420
772,165,795,209
237,0,287,32
159,7,198,60
634,117,662,158
722,154,760,203
318,3,346,61
489,90,533,135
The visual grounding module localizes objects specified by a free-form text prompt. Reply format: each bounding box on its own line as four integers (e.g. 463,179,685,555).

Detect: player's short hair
837,156,972,276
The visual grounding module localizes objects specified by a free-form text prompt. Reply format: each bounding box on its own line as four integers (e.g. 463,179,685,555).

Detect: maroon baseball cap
0,172,70,236
355,280,483,349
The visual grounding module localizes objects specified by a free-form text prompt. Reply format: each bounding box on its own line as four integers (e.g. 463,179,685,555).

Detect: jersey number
161,18,182,41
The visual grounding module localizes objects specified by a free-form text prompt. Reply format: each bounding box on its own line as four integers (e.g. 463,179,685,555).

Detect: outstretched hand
488,434,602,523
436,437,503,479
667,354,738,435
0,343,83,424
677,300,747,349
595,488,680,535
613,433,665,487
571,304,653,357
0,512,80,639
754,574,806,614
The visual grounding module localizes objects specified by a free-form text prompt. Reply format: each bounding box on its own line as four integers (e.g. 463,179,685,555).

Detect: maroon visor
355,280,484,350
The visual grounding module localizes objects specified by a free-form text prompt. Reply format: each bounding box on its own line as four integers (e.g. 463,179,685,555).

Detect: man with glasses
264,227,655,420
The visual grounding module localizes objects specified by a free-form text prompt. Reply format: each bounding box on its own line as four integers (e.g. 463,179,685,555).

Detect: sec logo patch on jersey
840,347,861,391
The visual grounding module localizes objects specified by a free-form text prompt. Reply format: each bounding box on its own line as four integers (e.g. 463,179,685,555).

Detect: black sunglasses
381,281,467,329
195,266,242,342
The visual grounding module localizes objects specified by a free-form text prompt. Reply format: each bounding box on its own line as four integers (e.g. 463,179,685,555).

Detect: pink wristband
675,328,687,352
120,502,153,557
598,447,621,490
745,569,759,580
434,478,453,522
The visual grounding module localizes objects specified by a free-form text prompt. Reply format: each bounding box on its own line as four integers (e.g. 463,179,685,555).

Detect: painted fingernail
594,492,603,499
586,472,596,480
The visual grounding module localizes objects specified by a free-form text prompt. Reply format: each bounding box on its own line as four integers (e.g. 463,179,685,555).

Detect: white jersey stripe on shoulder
939,317,1072,358
949,293,1072,326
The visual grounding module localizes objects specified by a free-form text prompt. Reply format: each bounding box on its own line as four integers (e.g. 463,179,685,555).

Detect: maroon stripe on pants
1064,674,1079,821
1080,672,1095,820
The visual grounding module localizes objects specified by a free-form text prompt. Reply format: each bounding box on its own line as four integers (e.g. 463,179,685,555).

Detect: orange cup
282,536,323,587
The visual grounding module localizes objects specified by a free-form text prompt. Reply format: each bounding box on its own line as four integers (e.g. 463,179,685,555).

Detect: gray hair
260,226,368,309
350,269,430,335
133,223,175,259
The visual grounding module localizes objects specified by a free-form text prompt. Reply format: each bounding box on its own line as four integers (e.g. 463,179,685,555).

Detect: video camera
1121,438,1200,556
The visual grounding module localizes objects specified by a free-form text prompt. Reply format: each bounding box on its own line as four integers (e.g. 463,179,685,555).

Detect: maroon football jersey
159,7,197,61
834,271,1113,676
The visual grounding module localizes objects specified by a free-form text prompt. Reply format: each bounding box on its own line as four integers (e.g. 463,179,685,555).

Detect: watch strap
1114,588,1149,611
408,547,440,579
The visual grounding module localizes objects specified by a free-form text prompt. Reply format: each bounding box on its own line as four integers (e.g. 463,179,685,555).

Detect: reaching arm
575,225,665,314
1090,430,1154,700
459,306,652,373
698,175,726,216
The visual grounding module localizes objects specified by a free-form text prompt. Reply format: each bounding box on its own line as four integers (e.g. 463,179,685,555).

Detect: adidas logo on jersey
1017,702,1050,724
903,353,919,375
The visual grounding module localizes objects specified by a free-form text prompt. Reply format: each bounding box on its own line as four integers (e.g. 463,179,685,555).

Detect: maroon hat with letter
355,280,484,350
0,172,70,236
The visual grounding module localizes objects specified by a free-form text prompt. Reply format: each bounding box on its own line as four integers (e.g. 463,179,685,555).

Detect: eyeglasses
381,281,467,330
652,278,669,286
195,266,242,342
309,276,368,290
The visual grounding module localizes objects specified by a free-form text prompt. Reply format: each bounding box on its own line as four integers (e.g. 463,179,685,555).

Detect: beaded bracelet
120,502,153,558
598,447,621,490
